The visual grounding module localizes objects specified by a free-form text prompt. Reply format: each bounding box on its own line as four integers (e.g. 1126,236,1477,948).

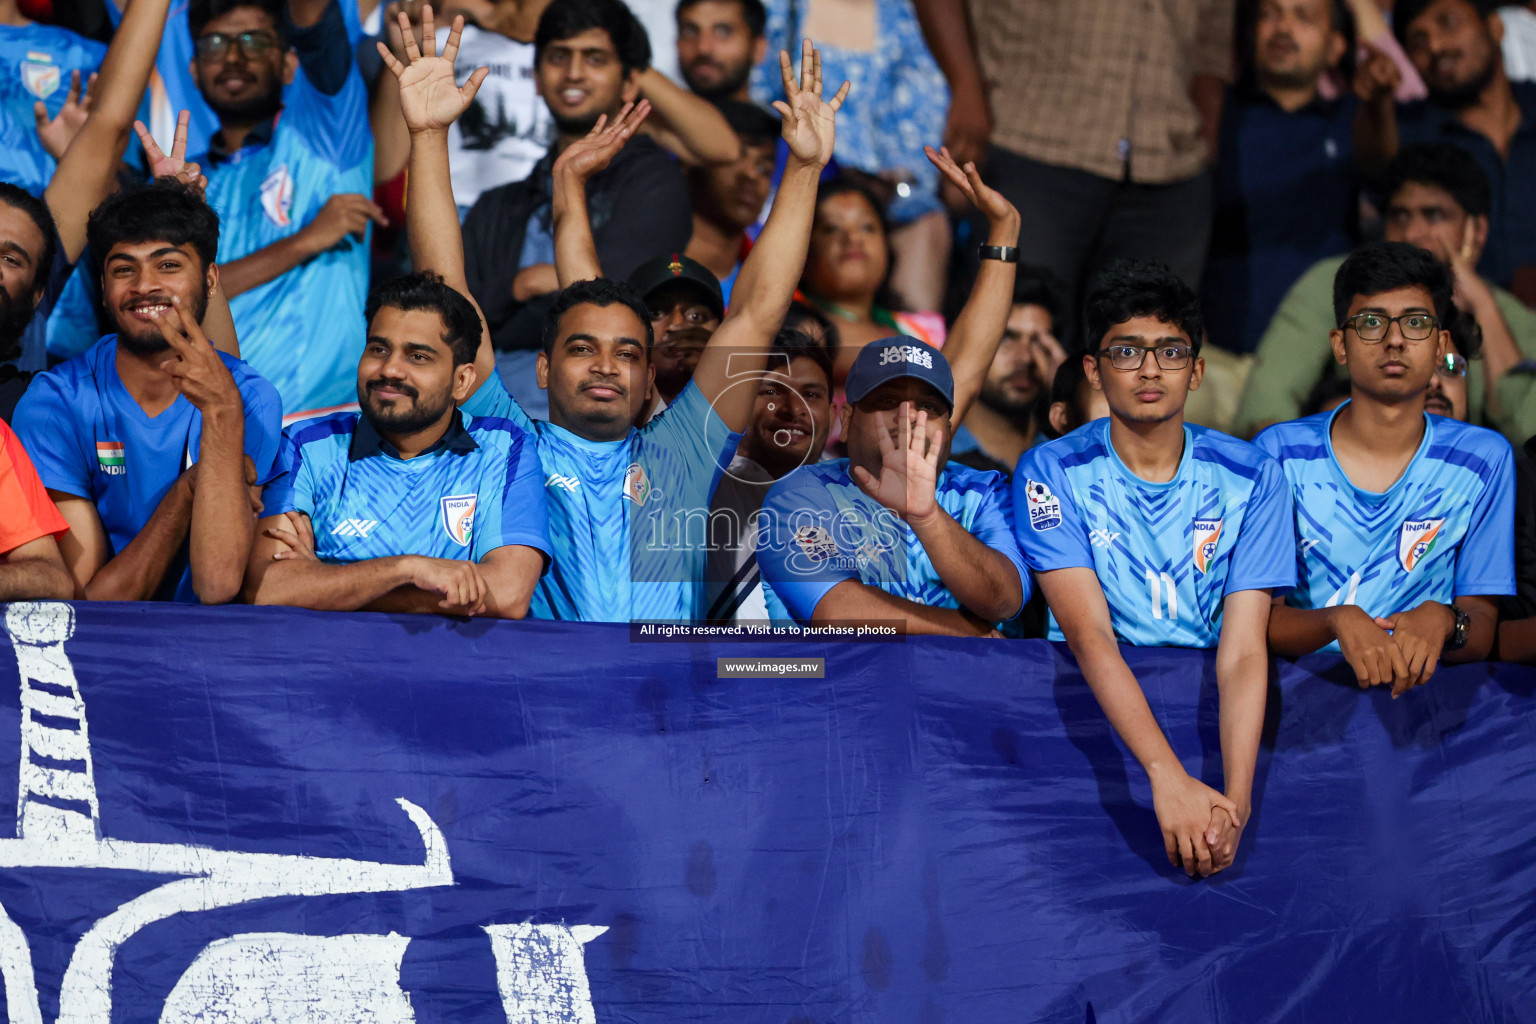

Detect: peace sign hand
135,110,207,195
377,5,490,134
552,100,652,186
773,38,849,169
152,295,242,416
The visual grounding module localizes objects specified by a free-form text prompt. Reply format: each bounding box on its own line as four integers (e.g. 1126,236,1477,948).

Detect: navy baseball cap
844,336,954,408
626,253,725,321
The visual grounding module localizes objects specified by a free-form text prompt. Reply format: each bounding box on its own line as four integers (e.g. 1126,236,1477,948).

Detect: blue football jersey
1254,405,1516,651
756,458,1030,626
11,334,283,602
460,370,740,621
1016,419,1297,649
263,411,550,565
0,24,105,195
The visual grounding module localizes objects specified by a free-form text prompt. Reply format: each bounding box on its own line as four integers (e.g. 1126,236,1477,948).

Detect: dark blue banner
0,602,1532,1024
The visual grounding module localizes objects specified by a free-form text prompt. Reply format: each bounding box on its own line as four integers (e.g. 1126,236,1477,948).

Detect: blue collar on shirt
207,113,280,165
348,410,479,461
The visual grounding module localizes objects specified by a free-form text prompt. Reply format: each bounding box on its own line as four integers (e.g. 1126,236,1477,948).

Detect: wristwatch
979,245,1019,263
1447,603,1471,651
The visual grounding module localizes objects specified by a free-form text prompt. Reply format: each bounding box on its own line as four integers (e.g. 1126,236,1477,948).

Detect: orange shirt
0,419,68,557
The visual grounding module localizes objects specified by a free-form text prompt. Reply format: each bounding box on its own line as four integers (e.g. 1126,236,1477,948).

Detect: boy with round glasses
1014,259,1295,880
1257,240,1514,695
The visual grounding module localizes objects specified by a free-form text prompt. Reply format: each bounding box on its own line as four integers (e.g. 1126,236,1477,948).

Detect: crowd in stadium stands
0,0,1533,876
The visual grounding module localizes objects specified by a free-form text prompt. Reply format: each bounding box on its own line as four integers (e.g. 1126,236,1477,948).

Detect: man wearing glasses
1257,241,1514,696
1014,259,1295,880
188,0,381,420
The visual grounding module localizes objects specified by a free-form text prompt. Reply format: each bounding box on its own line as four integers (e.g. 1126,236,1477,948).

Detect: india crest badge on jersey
622,463,651,506
1023,479,1061,531
1193,518,1223,575
259,164,293,227
441,494,477,546
1398,518,1445,572
21,54,60,100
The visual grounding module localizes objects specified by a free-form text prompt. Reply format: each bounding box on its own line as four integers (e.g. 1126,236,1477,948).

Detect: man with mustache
1197,0,1358,430
675,0,765,102
1234,143,1536,439
240,272,549,618
625,250,724,423
186,0,383,420
1355,0,1536,300
11,180,283,603
1259,241,1514,695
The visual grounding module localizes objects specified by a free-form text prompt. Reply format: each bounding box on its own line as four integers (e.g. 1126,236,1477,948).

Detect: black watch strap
1448,603,1470,651
979,244,1019,263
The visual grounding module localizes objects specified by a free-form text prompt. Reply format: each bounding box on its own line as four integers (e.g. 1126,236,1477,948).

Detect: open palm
377,5,489,134
773,38,849,168
851,406,941,522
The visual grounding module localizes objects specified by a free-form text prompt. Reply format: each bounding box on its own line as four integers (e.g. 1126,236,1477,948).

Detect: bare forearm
911,0,986,102
909,511,1020,621
251,555,417,611
1071,634,1184,778
947,216,1022,423
1496,615,1536,664
728,161,819,331
220,234,315,298
371,67,410,183
1266,601,1340,656
0,559,75,601
1354,99,1398,179
84,483,192,601
203,285,240,357
638,69,738,165
1468,294,1524,417
1213,647,1266,807
1442,598,1497,664
407,128,468,289
552,173,602,286
188,414,251,605
811,580,993,636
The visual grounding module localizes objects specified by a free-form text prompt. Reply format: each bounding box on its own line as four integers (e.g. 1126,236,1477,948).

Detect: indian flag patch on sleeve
96,442,126,475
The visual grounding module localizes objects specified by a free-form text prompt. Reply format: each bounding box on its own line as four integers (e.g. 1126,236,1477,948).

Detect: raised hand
34,70,96,161
377,5,490,134
152,294,242,415
925,144,1019,234
552,100,652,186
851,404,942,523
772,38,849,168
1354,42,1401,106
135,111,207,195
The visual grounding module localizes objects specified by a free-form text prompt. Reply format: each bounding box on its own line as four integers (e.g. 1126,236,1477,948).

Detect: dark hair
188,0,287,42
1237,0,1357,88
0,183,58,295
714,99,780,147
364,272,483,367
1082,258,1205,354
1331,240,1454,326
86,179,220,276
768,328,833,390
1381,143,1493,218
810,174,905,312
1394,0,1497,46
783,300,841,350
1037,350,1097,440
541,277,653,355
1012,264,1067,331
675,0,766,37
536,0,651,75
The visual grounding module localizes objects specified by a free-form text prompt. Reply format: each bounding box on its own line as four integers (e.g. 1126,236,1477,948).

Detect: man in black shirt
462,0,691,419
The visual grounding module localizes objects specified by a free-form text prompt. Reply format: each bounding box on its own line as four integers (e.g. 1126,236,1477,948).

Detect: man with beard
1198,0,1358,431
625,251,724,423
11,180,283,603
949,268,1068,476
462,0,692,420
675,0,765,102
1258,241,1513,692
240,272,549,618
1234,144,1536,439
1356,0,1536,298
1,0,179,419
188,0,381,420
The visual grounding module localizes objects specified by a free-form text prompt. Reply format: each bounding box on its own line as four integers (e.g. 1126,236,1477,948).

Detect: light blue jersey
0,23,105,195
756,459,1029,626
197,0,372,420
460,370,739,621
263,410,550,566
12,334,283,602
1016,419,1296,649
1254,404,1515,650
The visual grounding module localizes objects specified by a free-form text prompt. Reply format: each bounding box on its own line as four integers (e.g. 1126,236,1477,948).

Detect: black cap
626,253,725,320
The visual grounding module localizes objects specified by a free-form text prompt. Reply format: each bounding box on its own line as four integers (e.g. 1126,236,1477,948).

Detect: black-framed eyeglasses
195,30,281,61
1341,312,1440,343
1095,343,1195,372
1436,353,1469,379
